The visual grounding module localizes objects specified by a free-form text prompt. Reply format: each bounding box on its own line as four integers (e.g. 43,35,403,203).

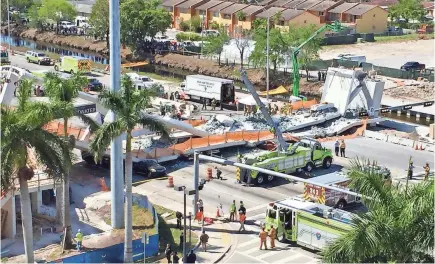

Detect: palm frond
76,112,100,133
138,114,169,139
89,120,126,162
15,78,34,111
98,89,125,114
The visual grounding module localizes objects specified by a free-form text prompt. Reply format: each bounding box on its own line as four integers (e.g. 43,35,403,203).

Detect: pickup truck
400,61,425,71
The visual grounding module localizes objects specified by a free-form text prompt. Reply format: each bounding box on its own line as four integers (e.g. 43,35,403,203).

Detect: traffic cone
216,206,221,217
415,143,419,150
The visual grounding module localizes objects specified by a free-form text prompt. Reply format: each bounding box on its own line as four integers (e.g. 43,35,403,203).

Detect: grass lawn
104,204,157,237
374,33,434,43
154,205,198,260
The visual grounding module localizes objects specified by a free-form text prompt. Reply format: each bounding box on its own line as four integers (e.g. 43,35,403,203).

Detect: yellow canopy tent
258,86,289,96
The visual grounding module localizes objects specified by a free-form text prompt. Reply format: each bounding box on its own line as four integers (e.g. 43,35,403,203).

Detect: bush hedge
176,32,202,41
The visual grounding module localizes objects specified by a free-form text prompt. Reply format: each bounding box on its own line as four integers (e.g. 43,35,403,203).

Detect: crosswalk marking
258,248,291,260
236,237,259,248
273,254,312,263
242,246,262,255
246,203,268,212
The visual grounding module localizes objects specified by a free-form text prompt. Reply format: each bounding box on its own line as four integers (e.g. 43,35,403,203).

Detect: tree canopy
36,0,76,32
202,28,230,65
389,0,426,25
120,0,172,52
88,0,110,47
322,159,434,263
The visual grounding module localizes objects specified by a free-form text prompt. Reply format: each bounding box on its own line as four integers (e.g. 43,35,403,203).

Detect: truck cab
295,137,333,170
54,56,91,74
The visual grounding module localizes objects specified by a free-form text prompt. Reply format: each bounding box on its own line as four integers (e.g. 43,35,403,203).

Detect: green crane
292,21,347,97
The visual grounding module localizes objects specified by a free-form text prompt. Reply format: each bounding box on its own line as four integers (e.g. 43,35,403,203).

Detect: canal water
1,35,108,64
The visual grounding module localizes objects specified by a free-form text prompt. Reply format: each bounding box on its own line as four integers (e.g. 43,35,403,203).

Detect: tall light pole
266,15,270,101
7,0,11,51
109,0,124,229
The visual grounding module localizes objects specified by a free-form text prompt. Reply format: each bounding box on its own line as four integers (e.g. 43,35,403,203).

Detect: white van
126,73,154,88
335,54,366,66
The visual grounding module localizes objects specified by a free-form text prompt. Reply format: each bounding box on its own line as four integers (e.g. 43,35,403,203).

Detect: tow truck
264,196,354,250
237,70,333,185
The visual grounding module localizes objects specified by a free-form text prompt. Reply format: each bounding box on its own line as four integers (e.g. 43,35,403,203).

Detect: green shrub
210,21,219,30
190,16,202,33
176,32,201,41
179,20,190,32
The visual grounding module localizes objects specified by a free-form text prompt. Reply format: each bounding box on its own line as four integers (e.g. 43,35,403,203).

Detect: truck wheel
54,65,59,71
267,175,274,182
304,162,314,173
323,157,332,169
256,173,265,185
336,199,347,209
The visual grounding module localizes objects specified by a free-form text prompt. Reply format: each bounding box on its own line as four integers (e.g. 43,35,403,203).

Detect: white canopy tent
238,95,270,106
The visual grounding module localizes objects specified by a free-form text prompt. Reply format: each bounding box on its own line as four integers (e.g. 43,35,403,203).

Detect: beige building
338,3,388,33
162,0,189,28
175,0,210,29
307,0,344,23
195,0,223,29
219,3,250,36
207,1,235,31
233,5,265,31
275,9,321,30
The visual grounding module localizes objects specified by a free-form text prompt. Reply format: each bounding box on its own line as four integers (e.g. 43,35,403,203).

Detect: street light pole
7,0,10,51
266,15,270,101
109,0,124,228
183,188,187,263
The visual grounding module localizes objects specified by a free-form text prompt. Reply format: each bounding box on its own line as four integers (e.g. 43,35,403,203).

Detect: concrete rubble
384,80,434,100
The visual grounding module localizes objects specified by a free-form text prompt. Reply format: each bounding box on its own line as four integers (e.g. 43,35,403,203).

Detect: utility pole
193,152,199,214
7,0,11,51
266,15,270,101
109,0,124,228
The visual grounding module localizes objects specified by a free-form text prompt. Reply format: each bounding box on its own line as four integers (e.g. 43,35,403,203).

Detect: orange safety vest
259,231,268,241
269,228,276,238
239,214,246,223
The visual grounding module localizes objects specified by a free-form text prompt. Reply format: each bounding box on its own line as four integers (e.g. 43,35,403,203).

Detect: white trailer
182,75,235,109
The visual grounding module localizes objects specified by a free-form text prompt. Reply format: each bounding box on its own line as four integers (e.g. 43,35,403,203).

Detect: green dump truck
239,137,333,185
54,56,91,74
264,197,353,250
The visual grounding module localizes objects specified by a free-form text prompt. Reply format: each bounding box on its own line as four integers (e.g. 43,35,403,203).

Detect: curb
214,245,232,264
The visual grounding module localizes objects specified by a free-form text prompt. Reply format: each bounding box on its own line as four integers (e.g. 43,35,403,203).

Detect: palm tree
1,80,73,263
89,75,169,262
33,71,99,248
322,159,434,263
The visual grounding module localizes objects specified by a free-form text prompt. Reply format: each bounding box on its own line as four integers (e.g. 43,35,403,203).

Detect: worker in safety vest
259,227,268,250
211,98,217,111
229,200,236,222
75,229,83,251
424,163,430,180
339,140,346,157
269,226,277,249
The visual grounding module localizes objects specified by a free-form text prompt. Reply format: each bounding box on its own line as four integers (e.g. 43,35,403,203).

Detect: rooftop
271,0,295,7
196,0,223,10
256,0,278,5
176,0,206,9
256,6,285,18
220,3,249,14
295,0,322,9
283,0,307,8
345,3,378,15
365,0,398,6
308,172,349,185
209,1,234,12
162,0,186,7
328,2,358,13
279,8,305,20
309,0,337,11
240,4,264,15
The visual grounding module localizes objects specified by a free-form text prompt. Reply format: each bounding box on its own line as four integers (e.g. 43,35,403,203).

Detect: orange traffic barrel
168,176,174,187
207,168,213,181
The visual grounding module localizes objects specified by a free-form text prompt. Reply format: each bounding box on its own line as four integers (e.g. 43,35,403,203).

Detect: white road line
242,246,262,255
247,213,265,220
234,251,269,263
272,253,309,263
246,203,269,212
237,237,259,248
258,248,291,260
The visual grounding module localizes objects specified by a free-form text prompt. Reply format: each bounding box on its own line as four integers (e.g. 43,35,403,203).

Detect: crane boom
239,68,289,151
292,21,346,97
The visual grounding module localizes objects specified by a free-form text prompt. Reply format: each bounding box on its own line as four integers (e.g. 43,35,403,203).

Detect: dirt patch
155,53,265,85
1,26,131,59
384,80,434,100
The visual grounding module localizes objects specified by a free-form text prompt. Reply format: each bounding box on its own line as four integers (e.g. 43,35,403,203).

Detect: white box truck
182,75,235,109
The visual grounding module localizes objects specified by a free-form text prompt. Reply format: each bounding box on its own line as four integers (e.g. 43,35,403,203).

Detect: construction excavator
237,69,333,185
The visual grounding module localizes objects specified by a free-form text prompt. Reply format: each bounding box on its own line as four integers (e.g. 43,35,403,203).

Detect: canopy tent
258,86,289,96
238,95,270,106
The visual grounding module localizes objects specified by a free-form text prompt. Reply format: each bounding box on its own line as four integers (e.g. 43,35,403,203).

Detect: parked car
201,30,219,37
81,151,166,177
155,35,169,42
87,78,103,91
25,51,51,65
60,21,75,29
400,61,425,71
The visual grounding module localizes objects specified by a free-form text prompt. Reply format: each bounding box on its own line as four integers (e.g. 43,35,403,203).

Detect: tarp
239,95,269,106
258,86,289,96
